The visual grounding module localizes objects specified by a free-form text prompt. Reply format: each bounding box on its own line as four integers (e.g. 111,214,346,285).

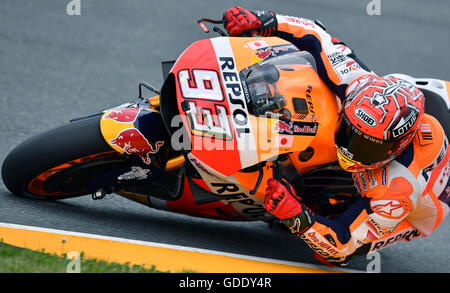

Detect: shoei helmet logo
355,108,377,127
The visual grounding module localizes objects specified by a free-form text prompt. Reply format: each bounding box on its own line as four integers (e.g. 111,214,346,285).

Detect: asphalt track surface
0,0,449,273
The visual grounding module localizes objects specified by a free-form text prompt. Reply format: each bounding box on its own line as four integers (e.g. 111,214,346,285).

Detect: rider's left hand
223,7,277,37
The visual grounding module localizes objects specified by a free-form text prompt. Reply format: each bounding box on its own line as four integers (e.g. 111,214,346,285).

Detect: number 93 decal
178,69,233,140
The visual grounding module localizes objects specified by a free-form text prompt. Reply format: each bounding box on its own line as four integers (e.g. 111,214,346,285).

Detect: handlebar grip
272,161,283,180
239,29,256,37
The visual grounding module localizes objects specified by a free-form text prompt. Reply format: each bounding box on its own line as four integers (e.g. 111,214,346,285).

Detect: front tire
1,116,122,199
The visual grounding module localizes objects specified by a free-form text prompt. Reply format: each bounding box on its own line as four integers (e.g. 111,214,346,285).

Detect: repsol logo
219,57,251,138
210,182,266,220
305,85,316,116
355,108,377,127
371,228,421,251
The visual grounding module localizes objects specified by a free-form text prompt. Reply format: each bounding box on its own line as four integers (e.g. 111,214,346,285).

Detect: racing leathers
225,9,450,265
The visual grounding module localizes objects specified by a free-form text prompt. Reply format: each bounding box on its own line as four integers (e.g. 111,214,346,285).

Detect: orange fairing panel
171,36,340,177
289,73,340,174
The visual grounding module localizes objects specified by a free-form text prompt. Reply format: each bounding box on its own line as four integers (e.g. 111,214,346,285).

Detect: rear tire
1,116,119,199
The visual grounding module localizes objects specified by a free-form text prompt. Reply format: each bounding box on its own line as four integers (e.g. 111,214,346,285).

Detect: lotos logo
391,109,418,139
355,108,377,127
103,108,140,123
109,128,164,165
274,120,293,134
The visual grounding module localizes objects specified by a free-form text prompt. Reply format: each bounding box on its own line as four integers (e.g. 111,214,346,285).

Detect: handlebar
197,18,257,37
197,18,228,36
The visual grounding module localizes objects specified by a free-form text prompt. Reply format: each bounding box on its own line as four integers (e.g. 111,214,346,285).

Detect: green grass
0,242,166,273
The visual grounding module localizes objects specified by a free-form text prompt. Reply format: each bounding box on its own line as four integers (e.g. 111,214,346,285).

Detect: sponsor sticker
283,16,316,29
118,166,151,181
251,44,298,63
359,173,368,193
209,181,266,220
391,110,418,138
327,51,348,66
103,108,140,123
371,228,421,251
370,200,405,218
212,38,258,169
273,120,318,136
367,171,378,189
300,231,341,259
365,217,391,237
354,108,377,127
245,39,270,50
109,128,164,165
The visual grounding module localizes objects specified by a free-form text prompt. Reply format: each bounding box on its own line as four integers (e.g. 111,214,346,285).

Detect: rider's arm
268,115,450,265
265,168,420,264
280,170,419,264
223,7,372,99
270,13,373,100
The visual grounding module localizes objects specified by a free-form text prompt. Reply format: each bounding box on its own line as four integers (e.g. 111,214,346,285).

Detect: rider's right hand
264,178,303,220
266,178,317,235
223,7,277,37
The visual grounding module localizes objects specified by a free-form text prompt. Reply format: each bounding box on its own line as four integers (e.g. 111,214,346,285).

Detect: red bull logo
109,128,164,164
254,48,273,60
274,120,293,134
103,108,141,123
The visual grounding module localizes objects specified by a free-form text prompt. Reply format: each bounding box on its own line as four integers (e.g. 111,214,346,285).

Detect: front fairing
158,36,341,211
170,37,327,176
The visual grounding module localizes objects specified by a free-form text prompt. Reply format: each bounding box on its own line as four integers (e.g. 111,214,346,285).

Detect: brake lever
197,18,228,36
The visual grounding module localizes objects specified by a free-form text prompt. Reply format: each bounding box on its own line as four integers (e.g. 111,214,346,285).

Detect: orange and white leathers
298,114,450,262
270,14,450,262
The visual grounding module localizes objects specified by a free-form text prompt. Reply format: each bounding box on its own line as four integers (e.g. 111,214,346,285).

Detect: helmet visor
335,114,401,165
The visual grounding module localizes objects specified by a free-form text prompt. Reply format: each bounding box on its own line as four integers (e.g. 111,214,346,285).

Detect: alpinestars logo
371,200,404,218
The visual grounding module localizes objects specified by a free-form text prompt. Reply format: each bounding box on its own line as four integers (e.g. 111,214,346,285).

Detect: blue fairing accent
315,197,373,244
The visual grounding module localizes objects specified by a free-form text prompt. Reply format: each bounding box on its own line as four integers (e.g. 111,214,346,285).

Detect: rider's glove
223,7,277,37
264,179,315,234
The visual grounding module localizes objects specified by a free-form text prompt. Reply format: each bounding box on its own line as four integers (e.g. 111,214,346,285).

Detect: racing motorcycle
2,20,450,223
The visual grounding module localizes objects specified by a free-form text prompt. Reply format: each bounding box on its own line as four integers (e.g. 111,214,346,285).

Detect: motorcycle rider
223,7,450,265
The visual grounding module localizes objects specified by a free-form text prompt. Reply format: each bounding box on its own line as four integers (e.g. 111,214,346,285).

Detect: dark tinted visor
335,115,401,165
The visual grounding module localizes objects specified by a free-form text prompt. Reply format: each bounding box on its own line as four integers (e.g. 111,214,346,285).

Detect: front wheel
1,116,127,200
